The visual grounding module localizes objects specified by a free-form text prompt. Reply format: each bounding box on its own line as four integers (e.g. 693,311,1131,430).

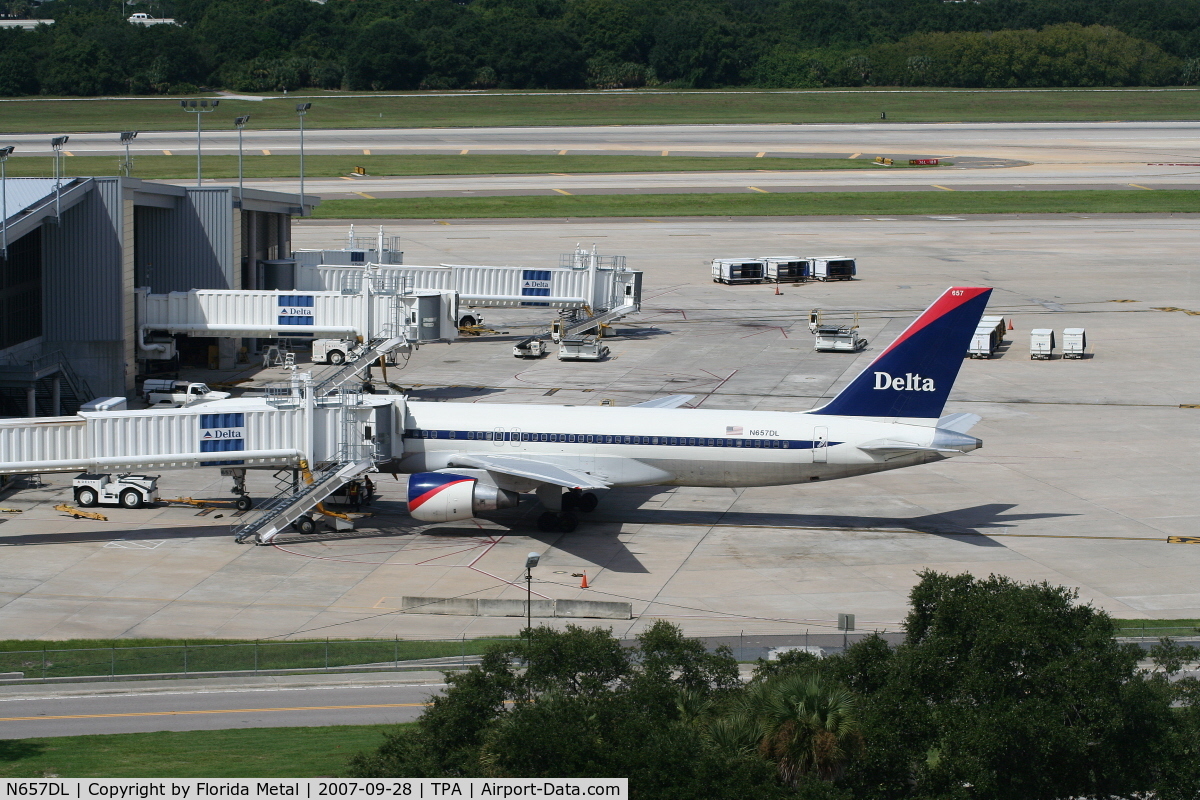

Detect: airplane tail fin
811,287,991,421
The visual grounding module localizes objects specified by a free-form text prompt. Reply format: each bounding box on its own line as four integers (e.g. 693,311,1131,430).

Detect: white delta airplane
400,286,992,532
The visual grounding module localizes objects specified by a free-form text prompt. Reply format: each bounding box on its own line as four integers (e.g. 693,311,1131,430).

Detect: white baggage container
1030,329,1055,359
966,316,1007,358
712,259,766,284
808,256,856,281
761,257,809,283
1062,328,1087,359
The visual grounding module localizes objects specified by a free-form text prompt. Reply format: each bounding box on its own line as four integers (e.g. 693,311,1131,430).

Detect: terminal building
0,176,314,416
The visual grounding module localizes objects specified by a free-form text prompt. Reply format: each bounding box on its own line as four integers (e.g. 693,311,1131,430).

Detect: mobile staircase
314,336,406,397
232,344,394,545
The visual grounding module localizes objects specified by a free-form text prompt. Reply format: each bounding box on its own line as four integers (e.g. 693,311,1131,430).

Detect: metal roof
1,178,62,225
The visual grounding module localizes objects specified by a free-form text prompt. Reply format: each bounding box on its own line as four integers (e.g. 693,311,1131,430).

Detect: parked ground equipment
1062,328,1087,359
712,259,766,284
809,310,868,352
762,257,809,283
967,316,1008,358
72,473,159,509
513,337,548,358
558,336,610,361
143,380,230,407
1030,329,1056,359
809,256,857,281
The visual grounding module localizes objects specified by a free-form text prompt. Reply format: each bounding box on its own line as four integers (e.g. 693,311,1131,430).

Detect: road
5,122,1199,197
0,676,444,738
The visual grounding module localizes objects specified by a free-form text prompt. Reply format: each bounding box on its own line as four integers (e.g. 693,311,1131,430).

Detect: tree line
2,0,1200,96
346,571,1200,799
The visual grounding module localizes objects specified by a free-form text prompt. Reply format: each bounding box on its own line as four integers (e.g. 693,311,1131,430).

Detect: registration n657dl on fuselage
400,287,992,533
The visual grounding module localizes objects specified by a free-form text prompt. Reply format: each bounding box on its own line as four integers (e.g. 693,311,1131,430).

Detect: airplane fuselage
397,401,947,490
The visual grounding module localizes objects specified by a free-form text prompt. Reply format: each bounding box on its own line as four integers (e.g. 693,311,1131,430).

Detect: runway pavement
0,674,444,737
5,122,1199,197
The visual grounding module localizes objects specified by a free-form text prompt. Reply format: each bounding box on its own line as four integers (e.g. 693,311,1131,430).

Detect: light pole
180,99,219,187
234,115,250,207
0,145,12,258
50,136,68,222
119,131,137,177
295,102,310,216
524,551,540,642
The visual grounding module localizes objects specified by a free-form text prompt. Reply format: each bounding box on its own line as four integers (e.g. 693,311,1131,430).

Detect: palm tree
744,672,863,785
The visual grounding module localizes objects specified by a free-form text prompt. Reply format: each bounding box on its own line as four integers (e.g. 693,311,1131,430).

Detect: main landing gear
536,489,599,533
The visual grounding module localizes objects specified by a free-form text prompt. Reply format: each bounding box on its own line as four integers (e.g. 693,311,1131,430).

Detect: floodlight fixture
180,99,220,186
295,103,312,216
0,145,12,258
234,116,251,205
118,131,137,177
524,551,541,637
50,136,68,221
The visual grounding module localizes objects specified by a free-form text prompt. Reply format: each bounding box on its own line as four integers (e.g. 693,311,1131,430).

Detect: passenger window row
406,429,807,449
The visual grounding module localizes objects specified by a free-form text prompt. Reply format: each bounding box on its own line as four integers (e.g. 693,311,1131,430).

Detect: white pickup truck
143,380,230,407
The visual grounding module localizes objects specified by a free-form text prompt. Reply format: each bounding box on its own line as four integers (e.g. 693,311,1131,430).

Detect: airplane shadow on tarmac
407,501,1077,573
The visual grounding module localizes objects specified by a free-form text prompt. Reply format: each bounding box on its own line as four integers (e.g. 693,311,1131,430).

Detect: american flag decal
726,426,743,436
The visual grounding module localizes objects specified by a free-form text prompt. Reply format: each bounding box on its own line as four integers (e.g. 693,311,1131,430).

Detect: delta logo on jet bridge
278,295,315,326
521,270,552,307
200,413,246,466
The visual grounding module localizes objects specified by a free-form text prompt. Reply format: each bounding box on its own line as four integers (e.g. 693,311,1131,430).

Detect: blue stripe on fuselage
403,429,839,450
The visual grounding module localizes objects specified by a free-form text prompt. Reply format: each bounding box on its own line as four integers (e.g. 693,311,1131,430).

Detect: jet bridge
0,356,410,545
295,246,641,316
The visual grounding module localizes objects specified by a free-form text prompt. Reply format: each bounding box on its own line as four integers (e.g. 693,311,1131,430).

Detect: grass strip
0,725,404,778
5,153,929,181
0,637,512,679
311,190,1200,220
1112,619,1200,637
0,88,1197,134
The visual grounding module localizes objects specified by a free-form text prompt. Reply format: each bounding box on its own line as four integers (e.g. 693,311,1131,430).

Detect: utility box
808,256,857,281
711,259,765,284
761,257,809,283
1062,328,1087,359
1030,329,1055,360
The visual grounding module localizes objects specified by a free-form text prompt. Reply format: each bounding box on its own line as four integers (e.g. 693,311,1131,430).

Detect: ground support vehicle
143,380,230,407
73,473,159,509
558,337,610,361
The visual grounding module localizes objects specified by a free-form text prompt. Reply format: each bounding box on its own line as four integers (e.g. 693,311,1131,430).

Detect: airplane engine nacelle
406,472,520,522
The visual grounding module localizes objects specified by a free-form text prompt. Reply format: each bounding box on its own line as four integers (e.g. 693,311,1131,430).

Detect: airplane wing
937,412,982,433
446,453,610,490
630,394,695,409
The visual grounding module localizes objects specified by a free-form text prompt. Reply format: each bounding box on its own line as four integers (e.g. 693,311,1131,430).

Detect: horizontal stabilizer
630,394,695,409
858,439,966,455
937,412,982,433
446,453,609,490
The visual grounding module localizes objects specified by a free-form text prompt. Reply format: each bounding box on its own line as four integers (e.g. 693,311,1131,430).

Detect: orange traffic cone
580,572,589,589
1007,318,1014,331
774,284,781,296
